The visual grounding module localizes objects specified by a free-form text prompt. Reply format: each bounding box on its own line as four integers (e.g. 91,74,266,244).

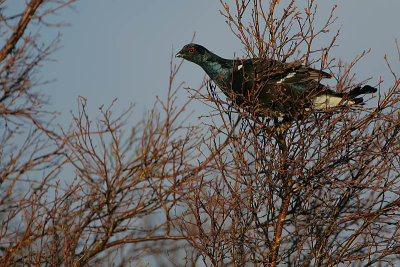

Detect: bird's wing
236,58,331,84
280,65,331,84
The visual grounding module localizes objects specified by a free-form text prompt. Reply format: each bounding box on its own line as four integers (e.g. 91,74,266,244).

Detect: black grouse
176,43,377,121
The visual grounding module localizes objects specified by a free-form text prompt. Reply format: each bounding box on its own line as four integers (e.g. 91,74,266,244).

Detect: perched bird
176,43,377,123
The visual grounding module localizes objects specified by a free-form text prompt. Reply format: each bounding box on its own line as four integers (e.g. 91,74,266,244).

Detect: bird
176,43,377,123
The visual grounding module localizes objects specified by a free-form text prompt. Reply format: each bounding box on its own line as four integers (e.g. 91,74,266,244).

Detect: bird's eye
188,47,195,53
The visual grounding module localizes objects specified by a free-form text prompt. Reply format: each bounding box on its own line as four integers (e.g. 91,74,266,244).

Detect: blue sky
21,0,400,126
5,1,399,265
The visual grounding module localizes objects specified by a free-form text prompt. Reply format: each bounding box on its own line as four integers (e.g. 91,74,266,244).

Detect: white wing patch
237,64,243,70
276,72,296,84
286,72,296,79
312,95,355,110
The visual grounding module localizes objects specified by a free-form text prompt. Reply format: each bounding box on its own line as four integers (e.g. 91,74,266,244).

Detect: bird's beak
175,52,182,58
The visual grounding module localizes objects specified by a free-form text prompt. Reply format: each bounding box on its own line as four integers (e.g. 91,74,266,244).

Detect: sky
16,0,397,128
5,1,400,265
39,0,238,123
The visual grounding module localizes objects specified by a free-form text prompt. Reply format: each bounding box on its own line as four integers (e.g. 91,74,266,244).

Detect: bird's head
176,43,209,64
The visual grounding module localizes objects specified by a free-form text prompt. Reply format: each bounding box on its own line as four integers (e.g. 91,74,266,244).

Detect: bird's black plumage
176,43,377,119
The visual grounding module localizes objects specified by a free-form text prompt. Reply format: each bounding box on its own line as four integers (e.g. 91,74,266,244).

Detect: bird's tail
347,85,377,105
348,85,377,98
311,85,377,110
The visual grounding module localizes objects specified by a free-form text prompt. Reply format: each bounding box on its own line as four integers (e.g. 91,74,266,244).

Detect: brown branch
0,0,43,62
104,235,189,249
270,192,292,267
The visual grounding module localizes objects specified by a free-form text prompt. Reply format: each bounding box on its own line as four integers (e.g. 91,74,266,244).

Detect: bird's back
224,58,329,117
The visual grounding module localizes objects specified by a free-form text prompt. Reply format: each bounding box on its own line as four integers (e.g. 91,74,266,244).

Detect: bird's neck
199,52,233,84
